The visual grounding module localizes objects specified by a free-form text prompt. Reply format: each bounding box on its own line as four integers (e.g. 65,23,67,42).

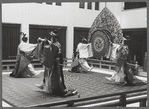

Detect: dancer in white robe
69,37,93,73
10,32,40,78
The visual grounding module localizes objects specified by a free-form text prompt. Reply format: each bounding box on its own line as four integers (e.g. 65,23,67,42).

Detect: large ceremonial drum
88,7,124,59
90,29,112,59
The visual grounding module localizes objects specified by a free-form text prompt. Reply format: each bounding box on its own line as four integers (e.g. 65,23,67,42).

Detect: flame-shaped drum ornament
88,7,124,59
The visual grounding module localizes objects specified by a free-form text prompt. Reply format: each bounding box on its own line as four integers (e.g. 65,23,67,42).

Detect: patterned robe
36,40,77,96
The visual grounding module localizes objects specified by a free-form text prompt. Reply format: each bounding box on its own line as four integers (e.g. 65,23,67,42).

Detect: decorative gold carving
88,7,123,44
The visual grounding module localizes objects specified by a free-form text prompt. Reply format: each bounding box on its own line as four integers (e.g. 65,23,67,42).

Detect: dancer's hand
37,37,45,42
37,37,41,42
109,41,113,44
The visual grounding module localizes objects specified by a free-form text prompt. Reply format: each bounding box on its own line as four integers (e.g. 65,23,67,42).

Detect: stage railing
2,57,139,75
63,58,139,75
26,88,147,107
2,59,43,71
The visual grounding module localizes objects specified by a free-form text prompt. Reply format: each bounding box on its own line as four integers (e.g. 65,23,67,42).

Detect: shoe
120,82,127,85
36,82,45,90
114,81,126,85
25,74,31,78
88,66,94,71
35,71,41,76
32,71,41,77
142,80,147,83
72,90,77,95
105,77,114,81
90,66,94,71
68,69,71,72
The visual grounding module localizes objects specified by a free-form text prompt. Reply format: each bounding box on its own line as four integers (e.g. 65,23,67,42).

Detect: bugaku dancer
10,32,41,78
35,30,77,97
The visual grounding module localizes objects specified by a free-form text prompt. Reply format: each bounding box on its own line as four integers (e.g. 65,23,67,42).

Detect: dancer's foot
36,82,45,90
64,90,78,97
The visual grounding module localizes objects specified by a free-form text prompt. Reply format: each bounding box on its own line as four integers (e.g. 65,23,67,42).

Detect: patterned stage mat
2,70,147,107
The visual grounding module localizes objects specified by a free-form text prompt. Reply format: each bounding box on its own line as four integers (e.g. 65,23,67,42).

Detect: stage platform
2,67,147,107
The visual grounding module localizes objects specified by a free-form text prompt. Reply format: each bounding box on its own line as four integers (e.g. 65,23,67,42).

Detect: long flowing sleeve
19,42,37,53
35,40,54,68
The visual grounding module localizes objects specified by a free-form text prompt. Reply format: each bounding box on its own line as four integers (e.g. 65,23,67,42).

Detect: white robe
77,43,93,58
110,43,121,61
112,66,126,82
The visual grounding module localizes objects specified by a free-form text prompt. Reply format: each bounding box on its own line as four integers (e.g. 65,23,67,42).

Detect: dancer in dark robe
10,32,40,78
35,31,77,97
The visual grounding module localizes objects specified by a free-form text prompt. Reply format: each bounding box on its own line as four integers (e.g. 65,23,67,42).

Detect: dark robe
50,42,67,95
36,40,77,96
69,54,80,73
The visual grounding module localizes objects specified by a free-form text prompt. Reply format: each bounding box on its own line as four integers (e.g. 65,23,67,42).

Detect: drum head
91,30,110,59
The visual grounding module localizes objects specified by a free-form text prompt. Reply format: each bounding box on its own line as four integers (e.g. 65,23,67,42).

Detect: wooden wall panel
122,28,147,66
73,27,90,57
2,23,20,60
29,25,66,58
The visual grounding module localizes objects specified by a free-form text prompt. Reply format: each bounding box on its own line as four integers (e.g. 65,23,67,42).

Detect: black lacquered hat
20,32,27,42
49,31,57,36
20,32,26,37
49,28,61,36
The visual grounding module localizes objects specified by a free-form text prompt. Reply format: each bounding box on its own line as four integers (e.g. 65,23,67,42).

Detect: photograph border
0,0,148,109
